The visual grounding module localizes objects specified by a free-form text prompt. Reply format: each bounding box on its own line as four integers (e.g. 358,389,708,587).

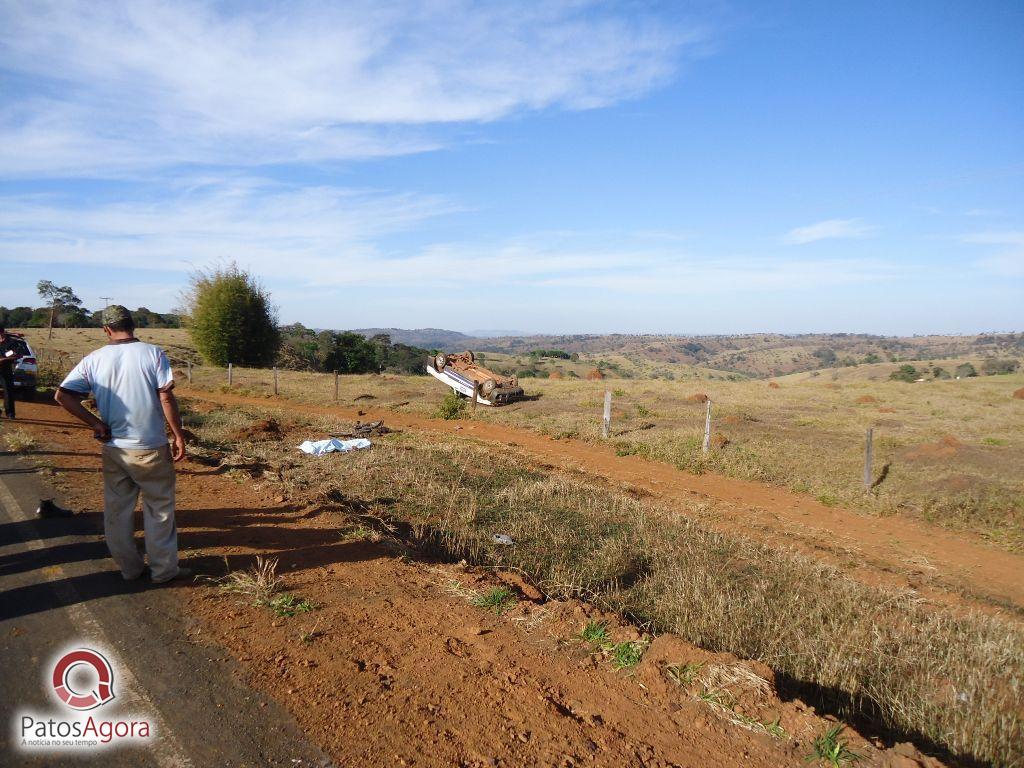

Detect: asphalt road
0,447,333,767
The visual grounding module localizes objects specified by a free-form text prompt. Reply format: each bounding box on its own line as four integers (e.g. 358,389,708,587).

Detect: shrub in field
955,362,977,378
889,364,918,382
184,263,279,367
982,358,1020,376
435,389,466,420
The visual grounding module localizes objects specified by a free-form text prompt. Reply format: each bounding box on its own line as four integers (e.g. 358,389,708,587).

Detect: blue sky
1,0,1021,334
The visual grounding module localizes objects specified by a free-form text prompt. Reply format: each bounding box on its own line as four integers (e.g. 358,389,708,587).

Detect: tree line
13,266,429,375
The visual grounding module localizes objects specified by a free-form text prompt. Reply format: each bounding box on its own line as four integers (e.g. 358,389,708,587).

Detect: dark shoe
124,567,151,582
36,499,74,518
152,566,193,584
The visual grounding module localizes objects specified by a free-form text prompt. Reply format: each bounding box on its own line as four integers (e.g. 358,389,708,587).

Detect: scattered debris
331,420,393,438
298,438,372,456
492,533,515,546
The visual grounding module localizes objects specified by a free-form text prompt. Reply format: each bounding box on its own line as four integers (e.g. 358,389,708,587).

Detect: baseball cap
102,304,133,326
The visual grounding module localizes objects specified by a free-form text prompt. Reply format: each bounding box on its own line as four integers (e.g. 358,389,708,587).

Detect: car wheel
434,353,448,370
480,378,497,395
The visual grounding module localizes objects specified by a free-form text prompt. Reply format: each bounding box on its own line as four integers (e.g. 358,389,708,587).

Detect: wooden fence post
863,427,874,492
186,360,192,384
471,382,479,414
334,370,339,401
702,399,712,454
602,390,612,438
273,366,279,395
227,363,233,386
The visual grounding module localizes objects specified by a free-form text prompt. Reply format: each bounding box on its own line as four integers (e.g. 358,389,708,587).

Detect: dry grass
186,403,1024,766
2,427,38,452
213,555,282,604
181,361,1024,547
25,327,1021,546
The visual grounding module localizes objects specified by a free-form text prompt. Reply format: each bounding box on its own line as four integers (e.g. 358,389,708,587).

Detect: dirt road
1,398,951,767
183,388,1024,615
0,440,331,767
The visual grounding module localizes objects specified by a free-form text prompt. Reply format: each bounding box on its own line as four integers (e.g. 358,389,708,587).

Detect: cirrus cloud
0,0,704,177
783,218,876,245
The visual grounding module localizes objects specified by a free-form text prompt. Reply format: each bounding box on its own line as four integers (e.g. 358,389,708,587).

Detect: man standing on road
55,306,190,583
0,326,22,419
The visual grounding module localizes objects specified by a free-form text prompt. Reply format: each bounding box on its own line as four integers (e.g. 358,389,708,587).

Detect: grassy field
185,361,1024,549
180,400,1024,766
20,328,1023,546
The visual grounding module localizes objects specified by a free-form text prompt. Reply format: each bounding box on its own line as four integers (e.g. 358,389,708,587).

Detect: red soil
1013,387,1024,400
6,398,952,768
180,388,1024,614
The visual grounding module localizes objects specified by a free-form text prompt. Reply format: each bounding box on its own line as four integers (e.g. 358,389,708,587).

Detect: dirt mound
856,395,877,404
232,417,283,442
585,368,604,381
767,382,780,389
686,392,709,403
904,435,962,462
711,432,730,449
823,383,839,390
878,407,896,413
1014,387,1024,400
547,371,564,380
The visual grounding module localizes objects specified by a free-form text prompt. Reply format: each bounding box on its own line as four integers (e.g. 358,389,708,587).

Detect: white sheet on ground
298,438,372,456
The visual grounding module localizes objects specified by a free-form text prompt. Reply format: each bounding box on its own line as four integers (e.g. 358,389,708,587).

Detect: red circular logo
51,648,116,710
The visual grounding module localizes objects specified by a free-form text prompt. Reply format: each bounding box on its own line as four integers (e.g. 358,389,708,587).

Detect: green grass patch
471,586,517,615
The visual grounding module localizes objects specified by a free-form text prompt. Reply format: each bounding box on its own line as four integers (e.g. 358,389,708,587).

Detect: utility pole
99,296,113,308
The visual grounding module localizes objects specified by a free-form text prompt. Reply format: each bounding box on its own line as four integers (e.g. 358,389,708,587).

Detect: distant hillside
350,327,472,350
469,332,1024,378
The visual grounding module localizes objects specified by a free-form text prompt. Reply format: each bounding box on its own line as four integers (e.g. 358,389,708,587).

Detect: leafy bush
955,362,978,378
185,263,280,367
889,364,919,382
435,389,466,420
982,358,1019,376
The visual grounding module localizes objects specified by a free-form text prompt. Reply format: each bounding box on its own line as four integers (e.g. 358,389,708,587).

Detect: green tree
185,264,280,366
36,280,83,339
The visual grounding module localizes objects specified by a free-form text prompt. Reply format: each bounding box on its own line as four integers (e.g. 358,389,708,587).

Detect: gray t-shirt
60,340,174,450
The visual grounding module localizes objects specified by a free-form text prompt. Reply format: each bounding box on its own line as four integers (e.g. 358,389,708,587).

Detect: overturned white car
426,351,524,406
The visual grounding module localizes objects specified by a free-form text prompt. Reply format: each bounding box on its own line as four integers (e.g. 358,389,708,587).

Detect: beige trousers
101,444,179,582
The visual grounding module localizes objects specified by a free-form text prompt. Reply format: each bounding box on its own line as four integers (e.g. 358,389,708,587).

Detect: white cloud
0,181,898,295
959,231,1024,247
959,230,1024,277
0,0,701,176
783,218,876,245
